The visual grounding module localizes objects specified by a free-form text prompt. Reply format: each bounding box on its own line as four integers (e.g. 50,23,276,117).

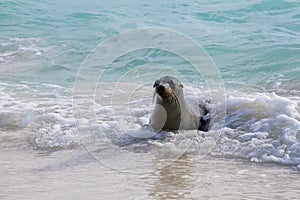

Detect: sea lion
145,76,210,133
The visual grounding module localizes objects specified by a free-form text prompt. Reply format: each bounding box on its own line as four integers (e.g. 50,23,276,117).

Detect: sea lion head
153,76,184,102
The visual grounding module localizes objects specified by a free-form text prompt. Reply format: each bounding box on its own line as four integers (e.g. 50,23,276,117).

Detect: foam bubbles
0,38,50,66
1,81,300,168
212,92,300,166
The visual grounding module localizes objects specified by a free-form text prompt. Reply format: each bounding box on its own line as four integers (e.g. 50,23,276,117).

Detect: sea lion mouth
155,85,175,100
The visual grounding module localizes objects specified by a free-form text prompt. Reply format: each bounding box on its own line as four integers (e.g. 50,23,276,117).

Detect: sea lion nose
156,85,165,91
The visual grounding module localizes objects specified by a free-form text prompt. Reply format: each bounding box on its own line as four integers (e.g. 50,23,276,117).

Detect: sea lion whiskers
165,88,181,110
163,86,175,101
172,93,180,105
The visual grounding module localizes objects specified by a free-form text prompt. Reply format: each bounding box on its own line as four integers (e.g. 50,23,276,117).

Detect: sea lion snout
155,84,169,98
156,84,165,91
156,84,165,95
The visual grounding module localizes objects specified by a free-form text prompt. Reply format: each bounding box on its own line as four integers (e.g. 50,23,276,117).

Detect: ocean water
1,0,300,199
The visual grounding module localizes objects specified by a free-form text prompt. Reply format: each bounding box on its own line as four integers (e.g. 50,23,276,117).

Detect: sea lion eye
168,80,176,88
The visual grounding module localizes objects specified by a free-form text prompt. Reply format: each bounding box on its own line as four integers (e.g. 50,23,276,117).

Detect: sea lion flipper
198,103,211,132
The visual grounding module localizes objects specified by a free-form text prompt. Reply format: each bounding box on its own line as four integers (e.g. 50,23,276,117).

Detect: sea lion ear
180,83,183,88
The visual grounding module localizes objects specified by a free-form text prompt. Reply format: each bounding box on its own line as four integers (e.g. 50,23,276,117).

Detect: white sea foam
209,92,300,166
0,38,52,74
1,81,300,167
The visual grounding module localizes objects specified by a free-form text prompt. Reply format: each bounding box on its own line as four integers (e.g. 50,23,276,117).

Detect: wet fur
148,76,210,132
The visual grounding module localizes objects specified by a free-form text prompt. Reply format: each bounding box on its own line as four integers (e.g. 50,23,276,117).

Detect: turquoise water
1,0,300,91
1,1,300,199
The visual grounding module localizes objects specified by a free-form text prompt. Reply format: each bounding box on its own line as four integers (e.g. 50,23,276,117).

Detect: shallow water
1,0,300,199
2,144,300,200
1,81,300,199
